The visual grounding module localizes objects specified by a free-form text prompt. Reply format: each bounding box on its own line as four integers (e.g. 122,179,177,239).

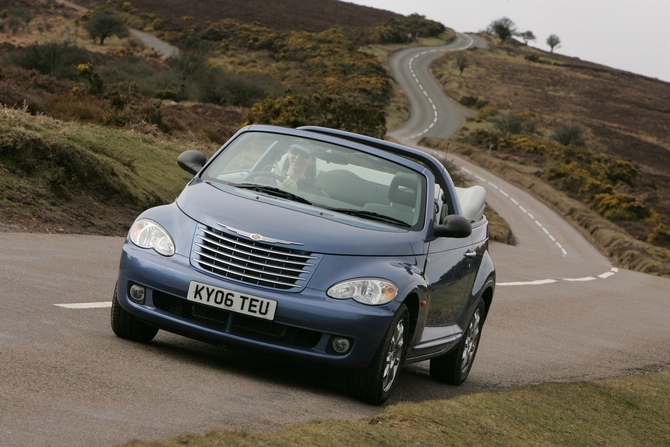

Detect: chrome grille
192,226,318,290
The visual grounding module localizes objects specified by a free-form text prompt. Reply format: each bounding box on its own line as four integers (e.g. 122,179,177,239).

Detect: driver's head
288,144,311,159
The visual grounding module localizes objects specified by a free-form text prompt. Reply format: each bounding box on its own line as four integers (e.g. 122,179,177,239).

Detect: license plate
186,281,277,320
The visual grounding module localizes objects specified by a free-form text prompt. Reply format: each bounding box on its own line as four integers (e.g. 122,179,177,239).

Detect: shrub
10,42,92,80
460,96,488,109
593,193,654,221
552,124,585,147
545,163,593,196
494,112,536,135
365,14,445,44
187,67,283,107
647,223,670,246
605,158,640,186
476,105,498,120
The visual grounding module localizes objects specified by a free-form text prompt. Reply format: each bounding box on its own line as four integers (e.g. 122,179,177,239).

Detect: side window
434,184,448,224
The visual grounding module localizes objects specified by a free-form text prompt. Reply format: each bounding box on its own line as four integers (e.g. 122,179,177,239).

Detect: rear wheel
111,284,158,342
350,304,409,405
430,300,485,385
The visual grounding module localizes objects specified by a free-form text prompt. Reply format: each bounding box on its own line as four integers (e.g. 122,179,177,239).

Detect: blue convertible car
112,125,495,404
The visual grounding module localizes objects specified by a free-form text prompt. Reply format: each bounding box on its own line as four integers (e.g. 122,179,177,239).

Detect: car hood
176,180,421,256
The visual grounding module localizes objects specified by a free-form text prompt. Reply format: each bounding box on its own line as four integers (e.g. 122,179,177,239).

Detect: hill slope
425,35,670,273
74,0,404,33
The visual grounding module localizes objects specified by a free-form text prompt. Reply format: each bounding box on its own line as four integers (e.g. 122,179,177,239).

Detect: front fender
308,254,426,297
308,253,430,342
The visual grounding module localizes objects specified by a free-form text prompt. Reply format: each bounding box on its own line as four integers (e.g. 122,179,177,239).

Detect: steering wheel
243,171,285,182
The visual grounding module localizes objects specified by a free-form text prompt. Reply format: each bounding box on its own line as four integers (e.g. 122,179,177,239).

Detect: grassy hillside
74,0,404,34
423,35,670,276
0,105,197,234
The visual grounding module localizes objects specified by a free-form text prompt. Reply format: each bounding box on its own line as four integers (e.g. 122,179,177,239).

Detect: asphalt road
2,36,669,447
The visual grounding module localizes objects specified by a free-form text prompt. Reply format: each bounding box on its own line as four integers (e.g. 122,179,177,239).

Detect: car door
423,233,476,327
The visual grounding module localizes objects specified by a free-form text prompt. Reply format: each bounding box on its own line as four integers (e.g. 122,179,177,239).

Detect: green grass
119,369,670,446
0,105,198,234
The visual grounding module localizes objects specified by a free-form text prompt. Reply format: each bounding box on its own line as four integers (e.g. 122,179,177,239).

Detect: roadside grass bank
120,368,670,446
0,105,198,235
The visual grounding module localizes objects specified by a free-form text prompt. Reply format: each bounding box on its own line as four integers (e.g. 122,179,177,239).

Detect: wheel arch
400,289,427,348
480,281,494,323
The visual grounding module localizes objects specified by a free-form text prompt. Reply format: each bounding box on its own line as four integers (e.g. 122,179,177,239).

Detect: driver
276,144,327,196
281,144,314,189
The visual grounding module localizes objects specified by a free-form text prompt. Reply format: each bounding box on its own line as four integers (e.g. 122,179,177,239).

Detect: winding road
1,33,669,447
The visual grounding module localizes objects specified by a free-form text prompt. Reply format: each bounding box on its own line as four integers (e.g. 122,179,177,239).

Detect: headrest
455,185,486,222
389,172,419,207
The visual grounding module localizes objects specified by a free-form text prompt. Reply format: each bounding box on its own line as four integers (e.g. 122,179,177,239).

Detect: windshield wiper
325,207,411,228
236,183,312,205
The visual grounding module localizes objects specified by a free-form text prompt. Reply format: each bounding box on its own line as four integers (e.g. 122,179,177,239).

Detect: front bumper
116,243,395,368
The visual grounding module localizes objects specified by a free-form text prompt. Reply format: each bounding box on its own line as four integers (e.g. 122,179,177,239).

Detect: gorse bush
366,14,445,44
593,193,656,221
470,126,654,225
245,89,387,137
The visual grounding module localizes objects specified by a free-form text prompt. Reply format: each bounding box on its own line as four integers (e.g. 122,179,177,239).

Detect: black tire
430,300,485,385
350,304,410,405
111,284,158,343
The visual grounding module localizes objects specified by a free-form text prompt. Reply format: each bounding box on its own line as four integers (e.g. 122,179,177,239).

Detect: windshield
202,131,426,229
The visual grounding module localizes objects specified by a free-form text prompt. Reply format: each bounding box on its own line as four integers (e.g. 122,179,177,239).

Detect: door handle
464,250,477,258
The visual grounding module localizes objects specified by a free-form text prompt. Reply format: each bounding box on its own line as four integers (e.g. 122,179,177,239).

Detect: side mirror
177,150,207,175
433,214,472,238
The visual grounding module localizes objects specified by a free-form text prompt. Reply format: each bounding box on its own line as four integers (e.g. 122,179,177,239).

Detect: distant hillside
74,0,405,33
426,35,670,273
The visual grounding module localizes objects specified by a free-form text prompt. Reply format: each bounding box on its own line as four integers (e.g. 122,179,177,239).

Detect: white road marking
461,166,567,257
55,302,111,309
407,36,474,140
498,279,557,286
563,276,597,282
54,266,623,310
53,270,620,310
498,267,619,286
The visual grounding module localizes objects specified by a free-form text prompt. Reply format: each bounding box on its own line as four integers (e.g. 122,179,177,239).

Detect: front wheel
430,300,485,385
111,284,158,343
350,304,409,405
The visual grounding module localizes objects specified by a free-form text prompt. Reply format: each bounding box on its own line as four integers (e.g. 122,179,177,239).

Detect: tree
487,17,517,43
547,34,561,53
519,30,536,45
84,11,128,45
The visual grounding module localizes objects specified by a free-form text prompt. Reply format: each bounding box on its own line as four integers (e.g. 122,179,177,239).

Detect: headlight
128,219,175,256
327,278,398,306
